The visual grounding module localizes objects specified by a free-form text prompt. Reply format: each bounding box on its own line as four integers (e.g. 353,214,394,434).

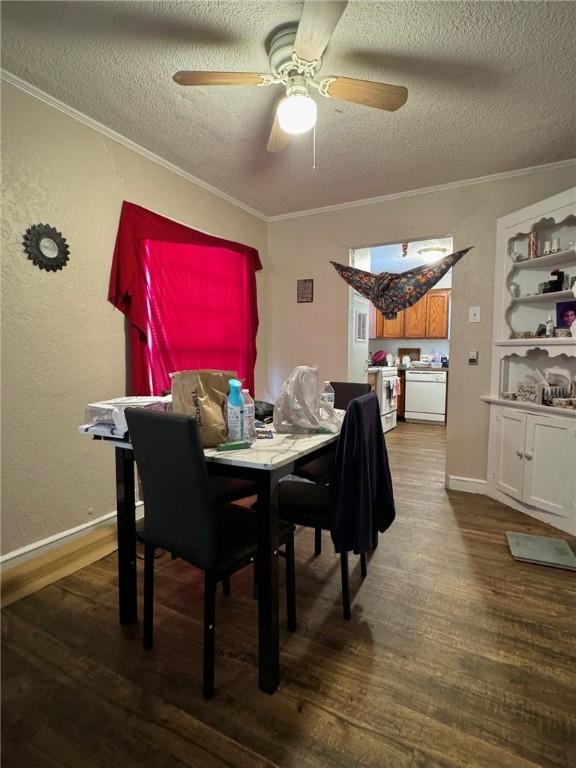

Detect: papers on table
84,395,171,434
78,423,128,439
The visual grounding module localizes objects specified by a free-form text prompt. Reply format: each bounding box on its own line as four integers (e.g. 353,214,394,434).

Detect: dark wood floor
3,423,575,768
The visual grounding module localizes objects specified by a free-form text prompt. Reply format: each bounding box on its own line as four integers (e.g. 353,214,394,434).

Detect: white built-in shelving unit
483,187,576,535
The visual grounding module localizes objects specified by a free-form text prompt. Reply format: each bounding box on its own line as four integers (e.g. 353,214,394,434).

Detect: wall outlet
469,306,480,323
468,349,479,365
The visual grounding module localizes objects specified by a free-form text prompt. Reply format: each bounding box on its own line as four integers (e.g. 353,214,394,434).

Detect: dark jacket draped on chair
330,393,395,554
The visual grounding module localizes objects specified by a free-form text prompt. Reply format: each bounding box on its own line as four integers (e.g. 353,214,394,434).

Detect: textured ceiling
2,1,575,217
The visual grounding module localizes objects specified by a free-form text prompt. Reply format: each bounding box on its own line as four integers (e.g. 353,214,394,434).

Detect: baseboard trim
1,505,143,607
485,486,575,536
447,476,488,495
1,525,115,607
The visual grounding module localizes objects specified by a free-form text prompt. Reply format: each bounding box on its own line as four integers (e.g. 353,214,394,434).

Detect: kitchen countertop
398,366,449,372
369,365,449,372
367,366,397,373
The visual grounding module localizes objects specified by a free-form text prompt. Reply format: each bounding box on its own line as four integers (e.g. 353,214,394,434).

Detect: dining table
81,424,339,694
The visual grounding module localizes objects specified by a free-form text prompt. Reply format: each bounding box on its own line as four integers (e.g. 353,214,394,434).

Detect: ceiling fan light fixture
277,93,317,135
418,246,448,264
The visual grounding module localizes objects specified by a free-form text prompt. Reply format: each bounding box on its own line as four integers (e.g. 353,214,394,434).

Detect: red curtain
108,202,262,396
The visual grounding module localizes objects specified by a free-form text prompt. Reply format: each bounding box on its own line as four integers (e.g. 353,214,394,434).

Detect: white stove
367,366,398,433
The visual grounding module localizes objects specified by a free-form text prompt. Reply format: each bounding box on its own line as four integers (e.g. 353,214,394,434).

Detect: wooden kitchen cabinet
373,289,450,339
404,297,427,337
426,289,450,337
376,310,405,338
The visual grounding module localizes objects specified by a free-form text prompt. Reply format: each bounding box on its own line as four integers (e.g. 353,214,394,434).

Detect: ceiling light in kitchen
418,246,448,264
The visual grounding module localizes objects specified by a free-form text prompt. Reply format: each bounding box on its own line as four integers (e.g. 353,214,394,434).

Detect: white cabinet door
495,410,526,500
523,416,576,518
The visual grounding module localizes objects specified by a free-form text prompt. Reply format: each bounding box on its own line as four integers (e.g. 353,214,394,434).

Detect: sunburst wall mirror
22,224,70,272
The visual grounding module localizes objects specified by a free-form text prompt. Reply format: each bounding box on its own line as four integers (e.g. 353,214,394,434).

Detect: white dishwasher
405,370,447,423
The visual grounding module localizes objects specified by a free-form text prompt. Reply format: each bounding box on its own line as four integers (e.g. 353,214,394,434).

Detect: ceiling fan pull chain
173,1,408,157
313,123,317,170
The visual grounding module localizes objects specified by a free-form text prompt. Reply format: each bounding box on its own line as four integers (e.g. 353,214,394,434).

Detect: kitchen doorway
348,236,453,430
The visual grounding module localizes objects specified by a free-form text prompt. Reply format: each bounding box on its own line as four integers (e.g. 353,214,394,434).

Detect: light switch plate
468,349,479,365
469,306,480,323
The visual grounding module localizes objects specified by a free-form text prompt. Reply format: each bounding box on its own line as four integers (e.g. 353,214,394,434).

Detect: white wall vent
355,310,368,342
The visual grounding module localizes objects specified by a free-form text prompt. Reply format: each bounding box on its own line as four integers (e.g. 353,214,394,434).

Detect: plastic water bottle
227,379,244,441
321,381,335,408
242,388,256,442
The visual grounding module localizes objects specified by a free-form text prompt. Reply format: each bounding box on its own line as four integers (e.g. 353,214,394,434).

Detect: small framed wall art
297,279,314,303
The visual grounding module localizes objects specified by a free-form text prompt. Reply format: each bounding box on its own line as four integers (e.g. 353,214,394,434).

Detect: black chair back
292,384,372,484
125,409,217,571
330,392,395,553
330,382,371,410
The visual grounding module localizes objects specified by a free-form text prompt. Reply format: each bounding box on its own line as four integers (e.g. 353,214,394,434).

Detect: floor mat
506,531,576,571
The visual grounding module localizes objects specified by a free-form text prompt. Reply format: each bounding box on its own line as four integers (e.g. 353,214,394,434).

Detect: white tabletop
79,423,338,468
204,431,338,470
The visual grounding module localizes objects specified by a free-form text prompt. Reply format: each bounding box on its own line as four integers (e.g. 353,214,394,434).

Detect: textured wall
267,165,576,483
2,80,575,557
1,84,267,554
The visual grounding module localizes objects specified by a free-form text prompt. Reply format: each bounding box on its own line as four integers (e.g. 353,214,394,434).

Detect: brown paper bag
171,369,236,447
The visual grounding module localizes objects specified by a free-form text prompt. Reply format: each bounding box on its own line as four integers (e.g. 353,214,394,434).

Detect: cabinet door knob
524,452,533,460
516,450,524,458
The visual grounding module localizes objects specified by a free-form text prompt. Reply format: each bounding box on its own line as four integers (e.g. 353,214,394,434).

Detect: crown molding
3,69,575,224
1,69,267,221
267,159,576,222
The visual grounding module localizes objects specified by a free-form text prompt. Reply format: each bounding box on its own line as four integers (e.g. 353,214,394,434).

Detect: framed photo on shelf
517,382,543,403
556,300,576,329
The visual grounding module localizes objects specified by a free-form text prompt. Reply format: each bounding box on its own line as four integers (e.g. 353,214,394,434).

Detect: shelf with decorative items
481,395,576,419
496,347,576,415
504,222,575,340
510,248,575,271
492,188,576,413
509,289,574,304
484,187,576,536
495,338,576,349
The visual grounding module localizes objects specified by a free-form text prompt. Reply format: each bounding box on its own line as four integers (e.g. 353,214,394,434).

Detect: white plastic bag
273,366,343,434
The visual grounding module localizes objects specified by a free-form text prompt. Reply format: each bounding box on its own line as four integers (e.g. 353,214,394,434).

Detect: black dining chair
125,408,297,699
331,381,372,410
158,391,259,506
137,392,258,556
279,392,395,620
294,381,372,556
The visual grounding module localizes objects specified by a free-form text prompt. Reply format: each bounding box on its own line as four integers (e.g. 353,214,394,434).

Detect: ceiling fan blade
294,1,348,62
267,111,291,153
324,76,408,111
173,71,268,86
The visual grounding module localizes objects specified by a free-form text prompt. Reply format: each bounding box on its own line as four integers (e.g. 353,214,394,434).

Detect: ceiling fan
173,0,408,152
